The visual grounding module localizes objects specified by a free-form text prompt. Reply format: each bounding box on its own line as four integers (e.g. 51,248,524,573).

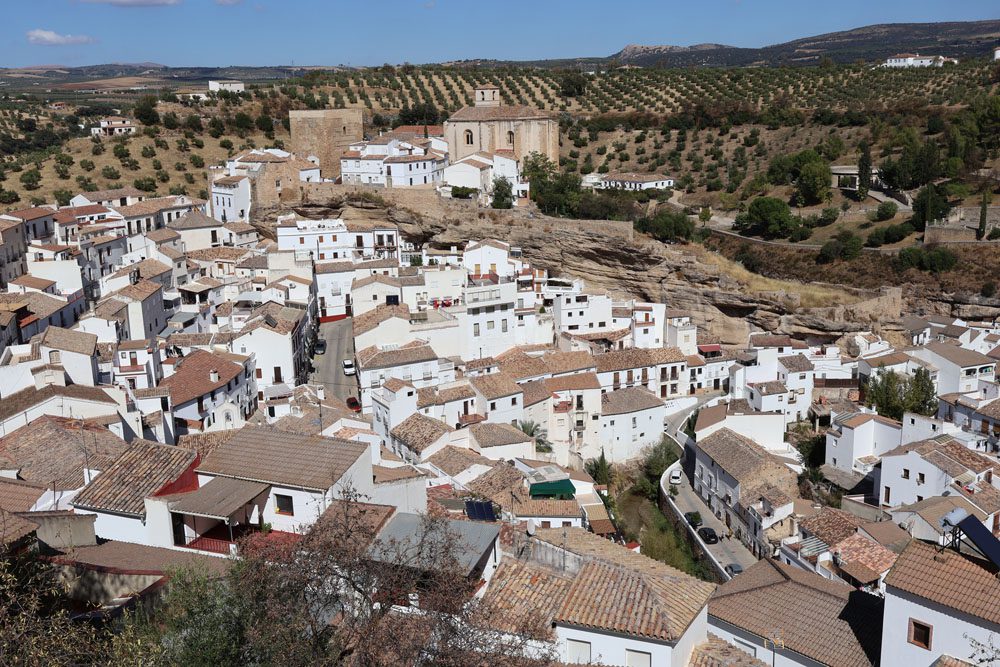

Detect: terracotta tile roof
594,347,655,373
603,171,672,183
352,303,410,336
884,540,1000,626
601,386,664,416
924,341,994,368
372,464,427,484
779,354,814,372
478,559,571,640
72,441,196,517
831,533,898,582
710,559,882,667
448,103,556,122
0,508,37,545
0,477,47,512
40,326,97,356
467,463,526,508
512,498,580,518
157,349,244,406
9,275,55,290
0,415,128,490
470,422,532,449
520,379,553,407
750,380,787,396
470,372,523,400
4,207,55,221
882,437,1000,476
696,428,797,491
54,540,227,575
356,343,438,371
185,246,252,262
110,258,171,280
198,425,368,492
0,385,116,428
114,279,162,302
543,527,715,642
689,635,768,667
951,479,1000,515
800,507,865,546
496,348,553,380
543,372,601,393
425,445,491,477
390,413,453,454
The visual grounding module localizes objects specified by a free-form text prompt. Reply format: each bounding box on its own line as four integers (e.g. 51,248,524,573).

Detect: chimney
209,369,220,382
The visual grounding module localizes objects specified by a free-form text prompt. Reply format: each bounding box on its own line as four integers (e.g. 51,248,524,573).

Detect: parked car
724,563,744,578
684,512,702,528
698,527,719,544
345,396,361,412
668,469,683,485
315,340,327,355
342,359,356,376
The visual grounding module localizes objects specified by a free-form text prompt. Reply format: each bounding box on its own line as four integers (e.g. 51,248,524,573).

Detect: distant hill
606,20,1000,67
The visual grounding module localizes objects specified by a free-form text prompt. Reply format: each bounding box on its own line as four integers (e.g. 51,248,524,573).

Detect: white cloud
80,0,182,6
26,29,96,46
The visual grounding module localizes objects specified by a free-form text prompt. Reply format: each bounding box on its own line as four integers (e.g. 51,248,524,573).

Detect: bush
80,159,95,172
450,186,476,199
982,282,997,298
789,225,813,242
817,207,839,226
53,189,73,206
133,177,157,192
895,246,958,273
989,228,1000,241
190,154,205,168
219,139,234,150
101,166,121,180
0,190,20,204
873,201,898,221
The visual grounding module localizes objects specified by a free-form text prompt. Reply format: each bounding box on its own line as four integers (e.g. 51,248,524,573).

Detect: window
917,472,925,485
883,486,891,504
625,650,652,667
908,619,932,650
464,130,474,145
490,401,497,411
566,639,591,663
275,494,294,516
507,130,514,145
902,468,910,479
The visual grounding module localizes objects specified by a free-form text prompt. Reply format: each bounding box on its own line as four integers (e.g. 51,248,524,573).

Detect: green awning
529,479,576,498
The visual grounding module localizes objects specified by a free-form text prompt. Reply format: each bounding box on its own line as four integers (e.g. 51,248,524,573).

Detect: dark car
725,563,744,578
684,512,703,528
698,527,719,544
315,340,327,355
346,396,361,412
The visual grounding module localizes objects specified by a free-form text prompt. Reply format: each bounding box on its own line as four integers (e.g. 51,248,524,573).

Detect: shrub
190,155,205,168
873,201,898,221
989,228,1000,241
982,282,997,298
101,166,121,180
450,186,476,199
789,225,813,242
895,246,958,273
53,189,73,206
133,177,157,192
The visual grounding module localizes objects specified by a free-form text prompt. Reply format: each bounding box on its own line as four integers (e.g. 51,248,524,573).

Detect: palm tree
517,420,552,453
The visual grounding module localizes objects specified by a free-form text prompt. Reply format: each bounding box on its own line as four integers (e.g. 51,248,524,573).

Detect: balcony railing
181,535,235,555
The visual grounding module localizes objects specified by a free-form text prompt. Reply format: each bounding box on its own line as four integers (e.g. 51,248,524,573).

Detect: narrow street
311,318,358,403
668,474,759,573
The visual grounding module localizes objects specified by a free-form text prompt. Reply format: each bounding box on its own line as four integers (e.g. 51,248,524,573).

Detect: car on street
698,527,719,544
315,340,327,355
345,396,361,412
684,512,702,528
668,469,683,485
342,359,356,376
725,563,744,578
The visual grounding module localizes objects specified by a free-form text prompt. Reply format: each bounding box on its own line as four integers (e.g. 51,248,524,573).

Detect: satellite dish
526,520,536,536
941,507,969,530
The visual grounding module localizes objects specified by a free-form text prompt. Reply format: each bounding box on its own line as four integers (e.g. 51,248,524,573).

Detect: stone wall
444,117,560,164
924,225,977,244
289,109,364,177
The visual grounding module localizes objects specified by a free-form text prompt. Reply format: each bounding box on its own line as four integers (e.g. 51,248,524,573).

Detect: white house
599,173,674,190
598,387,666,462
877,436,1000,509
909,342,995,395
824,410,902,476
90,116,136,137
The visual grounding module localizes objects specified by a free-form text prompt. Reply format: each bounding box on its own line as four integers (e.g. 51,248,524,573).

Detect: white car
668,469,683,485
342,359,356,376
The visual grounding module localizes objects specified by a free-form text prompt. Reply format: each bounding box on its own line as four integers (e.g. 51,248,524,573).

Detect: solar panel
481,502,497,522
465,500,483,521
958,515,1000,568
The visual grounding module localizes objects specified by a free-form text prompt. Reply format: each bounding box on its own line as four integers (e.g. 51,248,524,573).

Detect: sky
3,0,998,68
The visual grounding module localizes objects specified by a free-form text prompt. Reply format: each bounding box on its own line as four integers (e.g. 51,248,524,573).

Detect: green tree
912,184,951,231
585,451,612,487
133,95,160,126
19,169,41,190
865,370,906,421
904,368,937,416
185,114,203,132
53,189,73,206
857,141,872,200
795,160,831,205
979,191,991,240
161,112,179,130
491,176,513,209
255,113,274,133
735,196,793,239
517,420,551,453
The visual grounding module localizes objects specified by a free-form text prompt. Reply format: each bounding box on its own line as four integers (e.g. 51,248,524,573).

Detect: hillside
609,20,1000,67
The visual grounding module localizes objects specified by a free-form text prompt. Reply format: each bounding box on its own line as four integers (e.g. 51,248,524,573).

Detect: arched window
507,130,514,145
464,130,474,145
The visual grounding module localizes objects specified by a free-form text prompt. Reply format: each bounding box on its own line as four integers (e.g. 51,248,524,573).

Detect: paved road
311,318,358,403
670,475,758,572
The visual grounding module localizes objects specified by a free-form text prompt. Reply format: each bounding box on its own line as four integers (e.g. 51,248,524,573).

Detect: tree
19,169,40,190
857,141,872,200
585,451,612,487
53,189,73,206
979,191,992,240
185,114,204,132
912,184,951,231
517,420,551,453
635,209,694,242
559,72,588,98
795,160,831,205
865,370,905,420
161,112,179,130
735,196,793,239
491,176,513,209
905,368,937,416
133,95,160,126
255,113,274,133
